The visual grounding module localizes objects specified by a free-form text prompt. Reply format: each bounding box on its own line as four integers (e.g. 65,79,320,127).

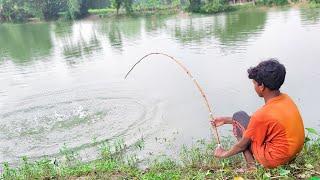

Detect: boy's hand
214,146,227,158
211,117,226,127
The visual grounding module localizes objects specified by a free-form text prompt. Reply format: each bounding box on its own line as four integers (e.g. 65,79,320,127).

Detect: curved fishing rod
124,52,221,146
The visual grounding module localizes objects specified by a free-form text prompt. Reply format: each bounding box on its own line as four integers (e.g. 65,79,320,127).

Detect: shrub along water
255,0,288,6
1,128,320,179
1,0,319,22
0,0,91,22
200,0,235,14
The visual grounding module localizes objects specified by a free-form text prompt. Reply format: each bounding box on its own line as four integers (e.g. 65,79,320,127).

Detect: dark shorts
232,111,250,139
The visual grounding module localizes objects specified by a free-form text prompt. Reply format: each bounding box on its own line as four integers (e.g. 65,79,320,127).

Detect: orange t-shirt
244,93,305,168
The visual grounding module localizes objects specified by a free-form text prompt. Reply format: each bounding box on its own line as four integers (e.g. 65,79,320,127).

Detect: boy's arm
214,137,251,158
211,117,233,127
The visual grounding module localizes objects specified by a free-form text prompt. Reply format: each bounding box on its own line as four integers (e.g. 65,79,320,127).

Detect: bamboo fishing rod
124,52,221,146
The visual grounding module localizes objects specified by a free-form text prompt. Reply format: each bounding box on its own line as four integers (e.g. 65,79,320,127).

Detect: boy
212,59,305,169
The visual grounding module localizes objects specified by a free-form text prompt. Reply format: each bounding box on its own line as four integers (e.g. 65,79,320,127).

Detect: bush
309,0,320,3
200,1,234,13
0,0,32,22
124,0,134,14
273,0,288,5
256,0,288,6
0,0,91,22
198,0,234,14
188,0,202,12
88,8,116,15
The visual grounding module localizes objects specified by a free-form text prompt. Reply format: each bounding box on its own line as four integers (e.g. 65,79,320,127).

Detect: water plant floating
124,52,221,146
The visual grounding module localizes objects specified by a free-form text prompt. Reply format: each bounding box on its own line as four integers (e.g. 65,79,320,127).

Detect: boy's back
244,93,305,168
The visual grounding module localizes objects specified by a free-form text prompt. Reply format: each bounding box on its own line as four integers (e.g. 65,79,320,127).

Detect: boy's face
253,80,264,97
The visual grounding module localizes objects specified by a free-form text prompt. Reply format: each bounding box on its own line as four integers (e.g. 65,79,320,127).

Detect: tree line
0,0,319,22
0,0,97,22
0,0,181,22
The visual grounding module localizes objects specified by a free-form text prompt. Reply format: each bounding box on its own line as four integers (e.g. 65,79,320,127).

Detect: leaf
297,173,307,179
309,176,320,180
305,163,314,169
305,136,311,143
263,172,271,180
289,164,298,169
279,168,290,176
205,170,211,176
306,128,319,135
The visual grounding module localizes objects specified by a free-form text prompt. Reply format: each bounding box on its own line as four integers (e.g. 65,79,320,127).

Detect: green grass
88,6,180,17
88,8,117,16
1,128,320,179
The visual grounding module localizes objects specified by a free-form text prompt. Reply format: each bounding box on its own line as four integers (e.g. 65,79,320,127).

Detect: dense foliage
0,0,319,22
310,0,320,4
255,0,288,6
200,0,234,13
0,0,181,21
0,0,92,22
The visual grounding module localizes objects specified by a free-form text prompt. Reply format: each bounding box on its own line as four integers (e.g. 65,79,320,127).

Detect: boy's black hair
248,59,286,90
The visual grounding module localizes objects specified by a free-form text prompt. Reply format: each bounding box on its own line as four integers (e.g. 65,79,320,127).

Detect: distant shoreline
1,2,319,24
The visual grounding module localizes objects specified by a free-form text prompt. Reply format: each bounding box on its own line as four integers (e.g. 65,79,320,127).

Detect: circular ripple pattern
0,85,161,165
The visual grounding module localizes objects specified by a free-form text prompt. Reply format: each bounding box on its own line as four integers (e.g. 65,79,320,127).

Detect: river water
0,7,319,165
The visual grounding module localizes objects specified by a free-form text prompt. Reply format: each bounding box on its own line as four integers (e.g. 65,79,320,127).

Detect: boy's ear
258,83,265,91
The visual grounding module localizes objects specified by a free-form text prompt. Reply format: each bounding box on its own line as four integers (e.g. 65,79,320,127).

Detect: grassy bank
1,128,320,179
88,6,181,17
87,1,320,19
